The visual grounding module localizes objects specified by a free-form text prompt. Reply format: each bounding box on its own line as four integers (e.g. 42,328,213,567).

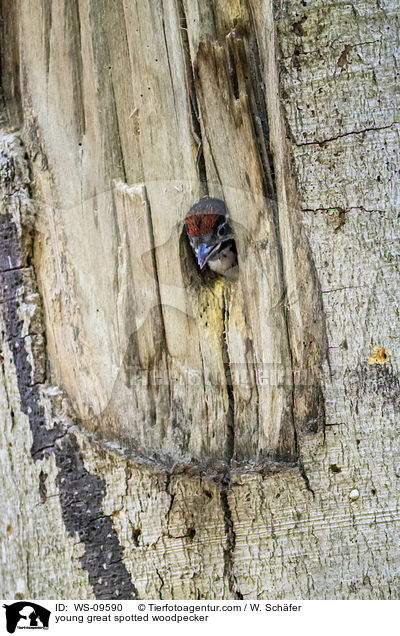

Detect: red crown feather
185,213,220,236
185,197,227,237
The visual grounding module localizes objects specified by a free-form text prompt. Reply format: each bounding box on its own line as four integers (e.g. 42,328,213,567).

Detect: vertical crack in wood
229,32,275,197
220,490,243,599
176,0,207,188
222,288,235,474
155,568,165,599
0,1,22,125
43,0,52,80
142,186,172,407
272,222,298,459
70,0,86,139
226,41,240,101
220,288,242,598
199,344,210,423
109,78,127,183
161,9,179,125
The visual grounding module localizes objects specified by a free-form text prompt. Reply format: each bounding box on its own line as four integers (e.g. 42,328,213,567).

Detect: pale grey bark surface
0,0,399,599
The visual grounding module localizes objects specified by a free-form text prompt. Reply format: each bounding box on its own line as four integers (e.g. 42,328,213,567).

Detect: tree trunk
0,0,398,599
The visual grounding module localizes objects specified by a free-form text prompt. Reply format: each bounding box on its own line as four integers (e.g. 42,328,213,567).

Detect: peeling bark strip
0,141,138,600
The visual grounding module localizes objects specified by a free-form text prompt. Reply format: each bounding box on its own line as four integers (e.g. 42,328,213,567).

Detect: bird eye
217,223,227,238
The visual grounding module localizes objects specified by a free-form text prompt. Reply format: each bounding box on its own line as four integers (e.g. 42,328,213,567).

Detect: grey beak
197,243,219,269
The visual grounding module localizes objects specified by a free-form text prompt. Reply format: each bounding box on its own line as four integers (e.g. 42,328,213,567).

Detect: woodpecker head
184,197,237,276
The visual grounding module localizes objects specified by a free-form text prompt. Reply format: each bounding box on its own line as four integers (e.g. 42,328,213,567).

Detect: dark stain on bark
38,470,48,503
292,17,308,37
337,45,352,68
352,363,400,409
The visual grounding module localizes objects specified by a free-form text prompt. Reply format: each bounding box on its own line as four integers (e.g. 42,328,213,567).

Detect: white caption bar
1,599,397,636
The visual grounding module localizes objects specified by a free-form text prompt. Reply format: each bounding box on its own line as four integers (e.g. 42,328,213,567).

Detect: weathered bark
0,0,399,599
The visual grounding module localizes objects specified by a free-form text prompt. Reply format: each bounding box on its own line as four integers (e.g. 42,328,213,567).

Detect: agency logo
3,602,51,633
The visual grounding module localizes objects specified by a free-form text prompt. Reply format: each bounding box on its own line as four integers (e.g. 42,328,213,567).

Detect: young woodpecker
184,197,237,276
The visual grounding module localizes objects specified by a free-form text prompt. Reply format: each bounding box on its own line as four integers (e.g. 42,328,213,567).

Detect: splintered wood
16,0,327,475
